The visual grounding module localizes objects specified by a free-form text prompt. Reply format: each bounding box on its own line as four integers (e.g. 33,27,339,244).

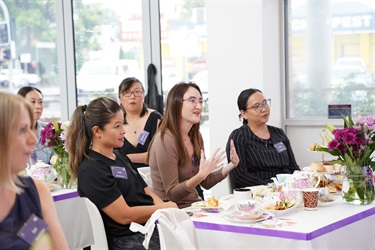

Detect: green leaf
325,123,336,133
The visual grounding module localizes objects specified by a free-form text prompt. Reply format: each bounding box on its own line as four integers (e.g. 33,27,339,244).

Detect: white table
52,188,94,250
190,198,375,249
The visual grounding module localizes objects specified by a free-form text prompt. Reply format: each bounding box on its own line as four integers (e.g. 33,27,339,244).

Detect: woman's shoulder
148,109,162,117
230,124,249,136
267,125,285,134
152,129,175,145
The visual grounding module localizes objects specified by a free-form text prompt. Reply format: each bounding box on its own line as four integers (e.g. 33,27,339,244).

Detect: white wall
207,0,283,197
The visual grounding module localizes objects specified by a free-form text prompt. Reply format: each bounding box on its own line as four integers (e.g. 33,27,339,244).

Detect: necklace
126,124,137,134
260,138,269,148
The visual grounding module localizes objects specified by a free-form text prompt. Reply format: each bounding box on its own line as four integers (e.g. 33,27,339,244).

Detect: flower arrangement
40,121,73,188
314,115,375,171
312,114,374,204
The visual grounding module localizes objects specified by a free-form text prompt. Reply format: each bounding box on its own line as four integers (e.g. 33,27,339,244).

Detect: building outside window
286,0,375,119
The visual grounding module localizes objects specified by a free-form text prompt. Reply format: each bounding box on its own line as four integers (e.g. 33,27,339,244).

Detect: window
160,0,209,122
0,0,60,120
286,0,375,119
72,0,144,105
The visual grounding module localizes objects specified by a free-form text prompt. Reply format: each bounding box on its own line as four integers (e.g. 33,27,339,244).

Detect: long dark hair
66,97,122,179
148,82,204,165
237,88,262,125
118,77,147,125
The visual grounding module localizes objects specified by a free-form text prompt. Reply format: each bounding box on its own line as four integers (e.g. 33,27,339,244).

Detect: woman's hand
229,139,240,167
198,148,226,178
221,139,240,176
161,201,178,209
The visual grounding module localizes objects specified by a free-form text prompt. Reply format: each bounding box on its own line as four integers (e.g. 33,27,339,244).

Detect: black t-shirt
78,150,154,238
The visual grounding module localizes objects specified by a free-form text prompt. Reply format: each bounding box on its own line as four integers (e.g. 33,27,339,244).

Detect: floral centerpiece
313,114,375,205
40,121,73,188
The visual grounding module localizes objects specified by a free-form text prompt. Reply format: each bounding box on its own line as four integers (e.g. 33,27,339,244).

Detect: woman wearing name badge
117,77,163,168
148,82,240,208
226,88,299,188
0,92,68,250
17,86,55,166
66,97,176,250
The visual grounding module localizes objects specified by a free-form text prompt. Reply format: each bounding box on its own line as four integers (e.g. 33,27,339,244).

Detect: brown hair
148,82,204,165
66,97,122,179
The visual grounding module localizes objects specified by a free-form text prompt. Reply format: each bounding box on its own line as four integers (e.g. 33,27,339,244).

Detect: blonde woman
0,92,68,249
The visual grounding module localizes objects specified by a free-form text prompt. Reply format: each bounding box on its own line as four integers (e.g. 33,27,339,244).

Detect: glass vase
341,166,375,205
55,155,74,189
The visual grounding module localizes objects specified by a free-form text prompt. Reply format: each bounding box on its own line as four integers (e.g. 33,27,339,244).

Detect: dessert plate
47,183,58,192
191,201,223,212
263,205,298,216
225,211,271,223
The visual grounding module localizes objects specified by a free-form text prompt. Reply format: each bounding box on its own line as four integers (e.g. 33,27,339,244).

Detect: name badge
111,166,128,179
138,130,150,145
274,142,287,153
17,214,48,245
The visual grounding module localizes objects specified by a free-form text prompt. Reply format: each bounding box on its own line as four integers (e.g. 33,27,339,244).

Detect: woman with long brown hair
148,82,239,208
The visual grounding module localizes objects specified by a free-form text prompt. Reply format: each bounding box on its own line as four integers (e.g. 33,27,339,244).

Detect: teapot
26,160,58,184
271,172,321,190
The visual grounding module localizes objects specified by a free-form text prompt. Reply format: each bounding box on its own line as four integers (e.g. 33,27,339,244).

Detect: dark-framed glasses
247,99,271,112
123,90,144,97
183,96,206,106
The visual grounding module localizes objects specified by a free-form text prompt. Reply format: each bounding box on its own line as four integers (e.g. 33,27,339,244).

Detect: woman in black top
66,97,176,250
226,88,299,188
117,77,162,168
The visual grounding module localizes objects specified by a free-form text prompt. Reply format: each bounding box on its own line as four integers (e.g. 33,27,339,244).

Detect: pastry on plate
310,162,325,172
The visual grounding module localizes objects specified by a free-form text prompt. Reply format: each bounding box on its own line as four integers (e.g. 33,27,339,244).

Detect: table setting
183,181,375,250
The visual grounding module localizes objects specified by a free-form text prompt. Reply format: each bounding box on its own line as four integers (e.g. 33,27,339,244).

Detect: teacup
233,188,252,201
235,200,257,213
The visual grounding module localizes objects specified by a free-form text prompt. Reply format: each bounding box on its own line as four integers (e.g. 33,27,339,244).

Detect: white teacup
233,188,252,201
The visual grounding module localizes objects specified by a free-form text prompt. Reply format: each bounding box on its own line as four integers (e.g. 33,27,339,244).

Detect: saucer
225,211,271,223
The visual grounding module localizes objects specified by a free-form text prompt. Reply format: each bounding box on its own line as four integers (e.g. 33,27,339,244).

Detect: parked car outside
76,59,142,93
0,69,29,88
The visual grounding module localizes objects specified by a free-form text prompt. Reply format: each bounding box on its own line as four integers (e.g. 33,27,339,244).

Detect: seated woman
117,77,162,168
17,86,55,166
226,88,299,188
66,97,176,250
0,92,68,250
148,82,239,208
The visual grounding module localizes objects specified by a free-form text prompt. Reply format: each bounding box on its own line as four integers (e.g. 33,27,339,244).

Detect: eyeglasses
123,90,144,97
183,97,206,106
246,99,271,112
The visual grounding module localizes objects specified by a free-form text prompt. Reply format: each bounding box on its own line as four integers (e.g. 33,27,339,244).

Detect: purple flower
328,140,339,151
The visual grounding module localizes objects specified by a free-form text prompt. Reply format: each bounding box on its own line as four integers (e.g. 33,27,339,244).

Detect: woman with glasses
226,88,299,189
148,82,239,208
117,77,162,168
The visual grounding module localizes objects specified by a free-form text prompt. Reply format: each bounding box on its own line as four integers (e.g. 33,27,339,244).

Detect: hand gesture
198,148,226,178
229,139,239,167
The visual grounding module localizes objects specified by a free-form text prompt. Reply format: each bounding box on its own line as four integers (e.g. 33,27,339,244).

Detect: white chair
83,197,108,250
130,208,199,250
